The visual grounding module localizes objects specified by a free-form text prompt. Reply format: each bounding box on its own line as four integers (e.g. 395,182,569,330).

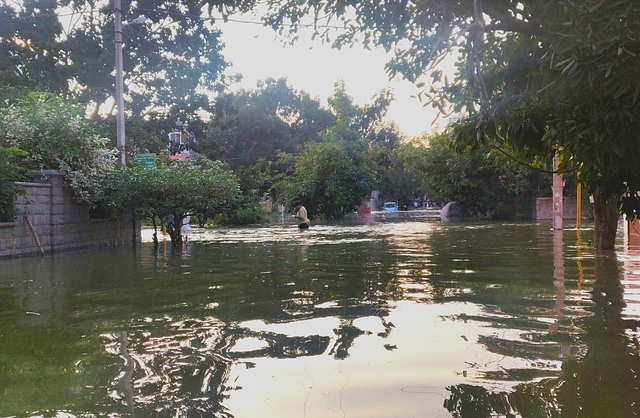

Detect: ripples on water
1,217,640,417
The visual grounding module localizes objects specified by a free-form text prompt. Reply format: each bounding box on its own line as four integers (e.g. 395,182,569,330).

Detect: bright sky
217,18,449,137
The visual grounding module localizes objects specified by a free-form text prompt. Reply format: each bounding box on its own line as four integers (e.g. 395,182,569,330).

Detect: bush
0,147,29,222
0,93,117,205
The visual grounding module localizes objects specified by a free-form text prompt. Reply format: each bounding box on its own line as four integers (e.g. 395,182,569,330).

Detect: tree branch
490,145,578,174
484,21,541,35
490,124,577,175
467,0,541,36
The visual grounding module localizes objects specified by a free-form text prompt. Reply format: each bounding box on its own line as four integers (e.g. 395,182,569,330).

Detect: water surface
1,218,639,417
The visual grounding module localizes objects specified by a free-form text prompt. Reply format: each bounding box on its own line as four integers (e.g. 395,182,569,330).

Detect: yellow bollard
576,183,582,229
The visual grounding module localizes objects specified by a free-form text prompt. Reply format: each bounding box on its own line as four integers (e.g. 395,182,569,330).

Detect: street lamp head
126,15,147,25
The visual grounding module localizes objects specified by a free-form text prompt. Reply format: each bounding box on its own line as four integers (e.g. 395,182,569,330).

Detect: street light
114,0,146,166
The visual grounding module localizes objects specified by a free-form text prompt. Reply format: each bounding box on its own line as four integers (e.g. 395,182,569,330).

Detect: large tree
0,0,250,115
254,0,640,250
281,81,392,219
205,77,335,169
283,137,376,220
415,132,545,219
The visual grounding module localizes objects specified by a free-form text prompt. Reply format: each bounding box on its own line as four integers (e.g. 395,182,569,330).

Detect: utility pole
552,154,563,230
114,0,126,166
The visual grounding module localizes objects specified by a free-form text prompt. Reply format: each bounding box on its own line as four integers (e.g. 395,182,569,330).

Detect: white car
383,202,398,212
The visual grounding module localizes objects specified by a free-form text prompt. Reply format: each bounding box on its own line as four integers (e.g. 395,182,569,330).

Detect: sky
217,17,450,138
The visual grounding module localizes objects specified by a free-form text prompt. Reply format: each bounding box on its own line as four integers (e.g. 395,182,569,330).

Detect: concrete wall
0,171,140,258
535,197,590,220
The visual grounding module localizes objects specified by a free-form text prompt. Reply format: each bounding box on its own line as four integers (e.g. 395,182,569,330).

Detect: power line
0,6,344,30
0,10,93,24
132,7,268,26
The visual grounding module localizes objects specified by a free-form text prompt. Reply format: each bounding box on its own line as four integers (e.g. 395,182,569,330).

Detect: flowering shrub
0,93,117,205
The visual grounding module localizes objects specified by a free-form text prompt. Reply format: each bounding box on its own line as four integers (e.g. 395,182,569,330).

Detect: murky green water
1,217,639,418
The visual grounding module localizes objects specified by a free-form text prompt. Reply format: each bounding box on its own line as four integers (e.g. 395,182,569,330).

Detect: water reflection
444,230,640,418
1,220,639,417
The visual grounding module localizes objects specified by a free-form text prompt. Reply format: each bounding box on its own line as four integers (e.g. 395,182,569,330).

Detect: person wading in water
292,200,311,229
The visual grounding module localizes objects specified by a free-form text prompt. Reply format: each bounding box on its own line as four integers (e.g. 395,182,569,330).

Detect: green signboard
133,153,156,169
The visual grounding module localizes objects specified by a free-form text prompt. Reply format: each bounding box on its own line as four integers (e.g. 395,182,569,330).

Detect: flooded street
1,217,639,417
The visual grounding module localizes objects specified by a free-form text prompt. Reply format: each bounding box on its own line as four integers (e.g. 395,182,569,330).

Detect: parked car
383,202,398,212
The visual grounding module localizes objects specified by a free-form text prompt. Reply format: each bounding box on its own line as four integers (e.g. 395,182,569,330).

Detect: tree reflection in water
5,222,640,417
107,319,335,417
444,250,640,418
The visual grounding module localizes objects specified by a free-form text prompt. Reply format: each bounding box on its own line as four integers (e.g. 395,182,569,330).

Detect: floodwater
1,215,640,418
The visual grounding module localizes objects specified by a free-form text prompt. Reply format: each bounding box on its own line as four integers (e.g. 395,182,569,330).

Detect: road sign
133,153,156,168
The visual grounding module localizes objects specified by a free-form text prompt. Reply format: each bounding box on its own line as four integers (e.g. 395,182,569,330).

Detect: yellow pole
576,229,585,292
552,155,563,230
576,183,582,229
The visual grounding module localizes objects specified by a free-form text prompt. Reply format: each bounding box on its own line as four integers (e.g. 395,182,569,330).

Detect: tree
281,81,394,220
283,137,376,220
327,80,394,141
372,141,422,206
416,132,544,219
100,159,240,245
199,78,335,170
0,0,67,94
256,0,640,250
0,0,251,116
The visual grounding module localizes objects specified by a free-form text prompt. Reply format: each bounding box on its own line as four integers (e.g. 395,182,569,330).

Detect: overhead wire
0,10,95,25
0,5,345,30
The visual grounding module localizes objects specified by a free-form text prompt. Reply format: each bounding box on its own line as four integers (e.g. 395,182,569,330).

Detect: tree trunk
593,193,619,251
166,214,184,246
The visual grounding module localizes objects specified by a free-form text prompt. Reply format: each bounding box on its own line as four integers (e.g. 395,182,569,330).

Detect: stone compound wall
534,197,590,220
0,171,140,258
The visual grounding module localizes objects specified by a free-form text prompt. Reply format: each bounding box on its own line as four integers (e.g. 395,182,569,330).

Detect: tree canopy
284,137,376,220
414,133,547,219
0,146,28,222
254,0,640,249
0,0,252,116
100,159,240,244
281,80,393,219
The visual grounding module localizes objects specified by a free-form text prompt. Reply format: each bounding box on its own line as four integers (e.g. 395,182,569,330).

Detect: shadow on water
0,218,639,417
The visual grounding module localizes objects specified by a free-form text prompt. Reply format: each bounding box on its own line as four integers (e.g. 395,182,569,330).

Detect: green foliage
278,80,395,220
256,0,640,248
415,133,545,219
99,160,240,244
373,140,423,204
196,78,335,170
0,0,67,93
327,80,394,140
198,79,394,223
283,137,376,220
212,201,266,226
234,158,281,200
0,147,29,222
0,0,251,117
0,92,117,204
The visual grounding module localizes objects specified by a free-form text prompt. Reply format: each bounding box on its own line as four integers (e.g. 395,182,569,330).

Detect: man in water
292,200,311,229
